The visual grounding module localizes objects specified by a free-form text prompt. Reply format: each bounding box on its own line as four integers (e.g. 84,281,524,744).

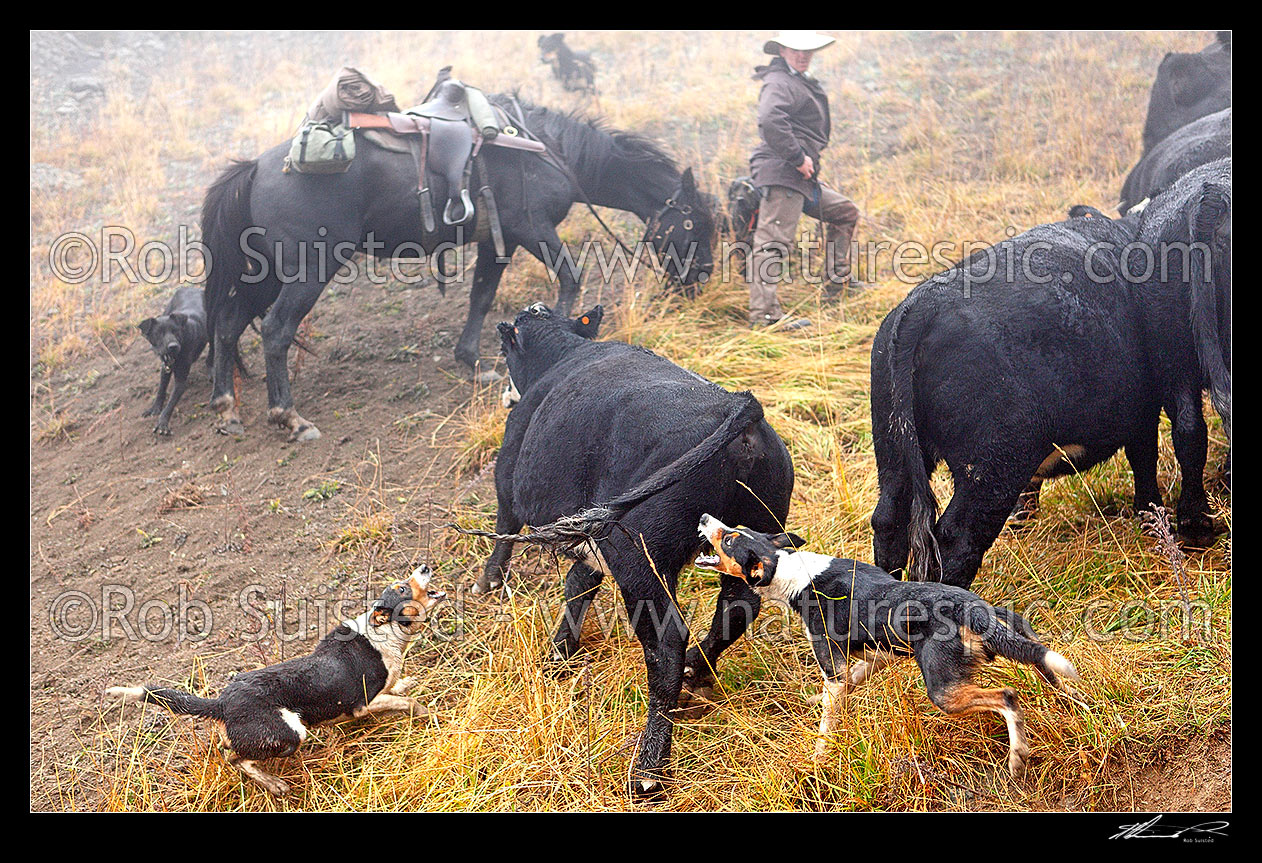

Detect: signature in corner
1111,814,1229,840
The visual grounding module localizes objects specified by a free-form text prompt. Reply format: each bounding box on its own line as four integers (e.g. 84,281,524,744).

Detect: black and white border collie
696,515,1080,778
105,566,445,797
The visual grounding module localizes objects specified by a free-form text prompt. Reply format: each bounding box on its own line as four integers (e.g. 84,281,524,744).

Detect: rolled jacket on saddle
748,51,861,326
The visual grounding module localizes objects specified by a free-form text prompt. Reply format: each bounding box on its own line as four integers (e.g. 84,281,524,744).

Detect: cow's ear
138,318,155,338
770,532,806,551
497,321,517,351
572,305,603,339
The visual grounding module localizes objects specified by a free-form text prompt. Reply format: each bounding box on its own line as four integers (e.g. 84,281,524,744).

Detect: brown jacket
749,56,831,198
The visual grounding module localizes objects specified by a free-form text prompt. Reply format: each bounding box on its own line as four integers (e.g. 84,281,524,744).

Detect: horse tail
202,159,258,376
884,298,941,581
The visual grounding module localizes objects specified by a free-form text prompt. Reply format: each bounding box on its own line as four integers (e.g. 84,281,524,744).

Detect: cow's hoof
543,648,584,679
216,419,245,437
290,423,321,443
1177,520,1218,549
470,575,501,595
672,686,716,721
153,425,172,437
681,660,715,691
630,778,668,802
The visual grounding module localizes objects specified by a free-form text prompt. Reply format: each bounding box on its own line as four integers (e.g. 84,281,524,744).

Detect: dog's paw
216,419,245,437
141,405,161,417
262,776,291,797
391,676,417,695
153,424,173,436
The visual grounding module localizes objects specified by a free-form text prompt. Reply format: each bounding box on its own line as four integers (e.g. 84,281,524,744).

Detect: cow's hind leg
1125,405,1163,515
550,560,604,663
260,280,327,442
682,574,760,706
1166,389,1215,546
617,572,688,801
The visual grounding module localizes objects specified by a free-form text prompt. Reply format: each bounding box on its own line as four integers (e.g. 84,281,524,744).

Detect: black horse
201,101,714,441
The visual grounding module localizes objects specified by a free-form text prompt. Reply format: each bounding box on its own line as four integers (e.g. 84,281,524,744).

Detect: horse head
644,168,715,290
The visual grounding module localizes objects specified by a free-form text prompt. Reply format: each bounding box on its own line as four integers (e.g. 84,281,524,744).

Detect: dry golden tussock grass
41,30,1228,811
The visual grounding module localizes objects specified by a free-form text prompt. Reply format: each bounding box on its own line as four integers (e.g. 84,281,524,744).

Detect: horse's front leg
455,241,516,380
260,280,326,442
523,227,580,317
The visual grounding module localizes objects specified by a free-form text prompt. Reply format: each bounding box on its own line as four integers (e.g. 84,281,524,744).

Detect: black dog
697,515,1079,778
106,567,445,797
137,286,208,435
538,33,596,94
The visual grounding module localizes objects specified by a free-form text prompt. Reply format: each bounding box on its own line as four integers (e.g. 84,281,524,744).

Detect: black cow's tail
966,605,1080,683
884,299,941,581
464,394,766,554
202,159,259,377
105,684,223,719
1188,180,1232,440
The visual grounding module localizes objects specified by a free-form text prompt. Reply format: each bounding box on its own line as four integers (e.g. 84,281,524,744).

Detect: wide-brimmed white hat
763,31,836,54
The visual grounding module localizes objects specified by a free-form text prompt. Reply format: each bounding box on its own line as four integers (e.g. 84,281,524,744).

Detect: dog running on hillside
538,33,597,94
105,567,444,796
696,515,1080,777
137,285,208,436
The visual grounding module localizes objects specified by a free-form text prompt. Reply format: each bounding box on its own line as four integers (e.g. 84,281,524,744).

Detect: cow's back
510,348,761,523
876,222,1152,464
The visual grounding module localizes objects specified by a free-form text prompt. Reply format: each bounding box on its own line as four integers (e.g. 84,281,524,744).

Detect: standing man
748,31,866,329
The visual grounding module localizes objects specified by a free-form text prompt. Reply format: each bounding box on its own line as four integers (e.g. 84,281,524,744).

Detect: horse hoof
216,419,245,437
290,424,322,443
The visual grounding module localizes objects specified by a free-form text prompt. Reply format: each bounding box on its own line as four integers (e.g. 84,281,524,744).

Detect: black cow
870,161,1230,588
1141,31,1231,154
475,303,794,798
1120,107,1230,214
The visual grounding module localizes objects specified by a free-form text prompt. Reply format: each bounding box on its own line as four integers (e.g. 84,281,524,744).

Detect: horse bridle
644,196,695,247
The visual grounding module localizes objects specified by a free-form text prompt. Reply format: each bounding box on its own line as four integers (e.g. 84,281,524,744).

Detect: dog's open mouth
694,552,719,570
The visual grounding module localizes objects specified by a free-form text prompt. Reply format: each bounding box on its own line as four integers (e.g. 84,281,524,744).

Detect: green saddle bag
285,119,356,174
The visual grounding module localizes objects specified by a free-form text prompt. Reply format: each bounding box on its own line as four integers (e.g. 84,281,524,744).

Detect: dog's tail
106,684,223,719
968,605,1080,685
